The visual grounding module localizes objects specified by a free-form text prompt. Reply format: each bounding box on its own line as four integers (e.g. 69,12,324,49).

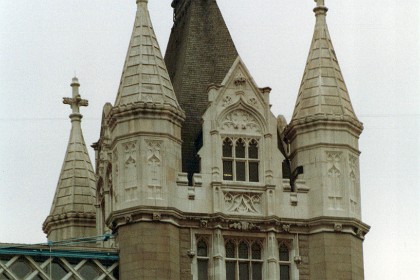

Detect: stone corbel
176,172,188,187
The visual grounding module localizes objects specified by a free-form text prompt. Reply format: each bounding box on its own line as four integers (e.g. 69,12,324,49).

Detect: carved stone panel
112,149,119,203
223,191,262,214
146,140,163,200
348,154,359,214
124,142,137,202
326,151,343,210
220,110,261,133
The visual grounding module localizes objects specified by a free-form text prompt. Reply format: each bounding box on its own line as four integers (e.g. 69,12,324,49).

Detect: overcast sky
0,0,418,279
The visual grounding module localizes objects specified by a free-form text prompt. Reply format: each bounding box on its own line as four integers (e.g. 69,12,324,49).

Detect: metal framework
0,245,118,280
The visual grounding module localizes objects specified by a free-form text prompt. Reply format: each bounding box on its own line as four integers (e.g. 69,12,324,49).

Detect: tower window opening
222,138,259,182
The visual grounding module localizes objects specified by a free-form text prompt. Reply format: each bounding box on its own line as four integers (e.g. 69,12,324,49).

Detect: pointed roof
45,77,96,225
291,0,359,123
165,0,239,179
114,0,180,108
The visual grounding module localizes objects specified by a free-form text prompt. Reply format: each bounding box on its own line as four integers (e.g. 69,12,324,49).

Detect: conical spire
291,0,359,123
43,77,96,241
114,0,180,108
165,0,239,180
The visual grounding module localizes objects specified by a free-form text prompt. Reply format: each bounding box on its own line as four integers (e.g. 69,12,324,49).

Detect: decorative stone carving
222,96,232,107
356,228,365,240
146,140,162,187
124,142,137,201
220,110,261,133
229,221,260,231
326,151,343,210
145,140,163,200
113,150,119,203
281,224,291,233
334,223,343,232
294,256,302,265
224,192,262,214
248,97,258,108
200,220,208,228
152,212,161,221
124,215,132,224
349,154,359,214
234,72,247,89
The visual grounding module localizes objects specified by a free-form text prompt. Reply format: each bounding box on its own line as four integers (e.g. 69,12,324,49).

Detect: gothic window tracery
223,138,259,182
225,239,263,280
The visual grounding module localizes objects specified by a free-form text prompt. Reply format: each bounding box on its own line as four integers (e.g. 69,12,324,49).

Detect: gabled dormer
199,56,283,197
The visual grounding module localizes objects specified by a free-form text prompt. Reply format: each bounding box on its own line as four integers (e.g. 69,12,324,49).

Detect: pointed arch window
225,240,263,280
279,243,291,280
197,239,209,280
223,138,259,182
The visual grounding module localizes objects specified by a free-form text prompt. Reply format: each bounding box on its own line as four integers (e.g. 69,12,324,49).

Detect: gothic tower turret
96,0,185,278
284,1,369,278
43,77,97,244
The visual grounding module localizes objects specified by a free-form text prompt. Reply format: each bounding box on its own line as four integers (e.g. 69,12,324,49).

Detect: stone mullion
212,229,225,280
266,232,278,280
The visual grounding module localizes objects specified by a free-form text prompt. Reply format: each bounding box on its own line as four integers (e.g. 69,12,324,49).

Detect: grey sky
0,0,418,279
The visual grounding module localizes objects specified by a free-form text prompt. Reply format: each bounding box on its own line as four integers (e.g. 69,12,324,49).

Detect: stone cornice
43,212,96,234
108,102,185,130
285,115,363,143
107,207,370,240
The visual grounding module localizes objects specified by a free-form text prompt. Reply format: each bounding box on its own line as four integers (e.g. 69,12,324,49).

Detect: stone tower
284,0,367,278
94,0,185,277
92,0,369,279
43,77,97,243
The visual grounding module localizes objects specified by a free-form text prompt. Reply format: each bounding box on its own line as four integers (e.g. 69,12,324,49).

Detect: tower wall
117,222,190,280
308,233,364,280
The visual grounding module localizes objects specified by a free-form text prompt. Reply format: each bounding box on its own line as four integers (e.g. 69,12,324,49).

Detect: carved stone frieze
281,224,291,233
229,221,260,231
220,110,261,133
223,191,262,214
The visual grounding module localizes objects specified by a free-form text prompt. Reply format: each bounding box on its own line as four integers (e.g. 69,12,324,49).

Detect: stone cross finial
314,0,328,15
63,77,88,114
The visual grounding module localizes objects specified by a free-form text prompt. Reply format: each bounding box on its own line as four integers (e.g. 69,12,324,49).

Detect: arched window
225,240,262,280
279,243,290,280
197,239,209,280
222,138,259,182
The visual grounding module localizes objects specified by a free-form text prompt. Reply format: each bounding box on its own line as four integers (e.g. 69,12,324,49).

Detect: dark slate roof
165,0,239,180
